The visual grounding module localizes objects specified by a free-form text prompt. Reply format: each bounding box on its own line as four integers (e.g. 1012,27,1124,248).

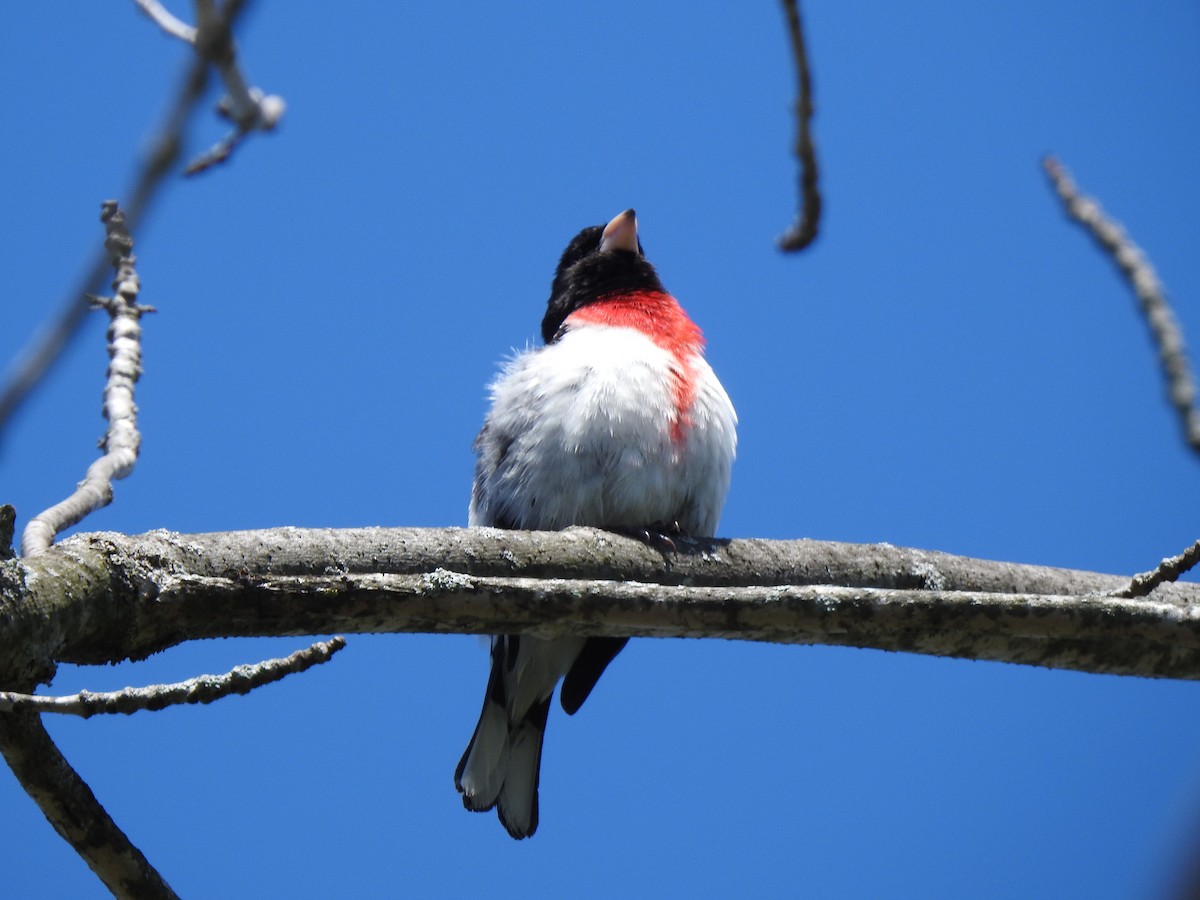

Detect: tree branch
0,637,345,717
0,0,256,437
21,204,151,558
130,0,284,175
1124,540,1200,599
0,710,178,899
776,0,822,252
184,0,285,174
133,0,197,43
3,527,1197,685
0,504,14,560
1043,156,1200,454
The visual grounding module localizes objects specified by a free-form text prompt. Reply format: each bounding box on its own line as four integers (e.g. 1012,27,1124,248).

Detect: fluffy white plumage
470,324,736,536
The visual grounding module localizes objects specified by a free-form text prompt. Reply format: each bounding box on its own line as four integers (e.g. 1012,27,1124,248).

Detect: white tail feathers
456,635,583,838
495,702,549,839
455,695,509,812
456,693,550,839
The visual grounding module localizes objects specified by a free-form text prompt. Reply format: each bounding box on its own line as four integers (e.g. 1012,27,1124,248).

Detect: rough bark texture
2,526,1197,685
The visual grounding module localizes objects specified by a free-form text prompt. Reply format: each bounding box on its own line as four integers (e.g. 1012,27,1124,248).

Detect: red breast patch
566,291,704,444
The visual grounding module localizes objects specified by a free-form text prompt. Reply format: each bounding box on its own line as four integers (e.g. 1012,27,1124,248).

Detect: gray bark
2,525,1196,686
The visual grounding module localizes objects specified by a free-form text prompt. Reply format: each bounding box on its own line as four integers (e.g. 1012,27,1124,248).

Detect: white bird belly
471,325,736,536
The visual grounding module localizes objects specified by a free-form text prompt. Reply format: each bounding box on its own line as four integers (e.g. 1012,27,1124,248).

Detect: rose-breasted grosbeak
455,209,737,838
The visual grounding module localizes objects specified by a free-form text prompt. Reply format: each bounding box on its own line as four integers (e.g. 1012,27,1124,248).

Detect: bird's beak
599,209,639,254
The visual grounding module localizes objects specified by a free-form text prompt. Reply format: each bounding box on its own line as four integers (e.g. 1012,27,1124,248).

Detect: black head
540,209,666,344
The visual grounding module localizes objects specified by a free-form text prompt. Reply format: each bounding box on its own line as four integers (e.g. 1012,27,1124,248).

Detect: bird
455,209,737,839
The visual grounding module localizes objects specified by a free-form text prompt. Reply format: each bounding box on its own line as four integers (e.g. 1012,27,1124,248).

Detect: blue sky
3,2,1199,896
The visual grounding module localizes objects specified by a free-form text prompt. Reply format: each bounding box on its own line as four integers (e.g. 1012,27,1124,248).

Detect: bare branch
1123,539,1200,599
133,0,197,43
134,0,284,142
0,0,263,436
0,710,178,899
21,204,150,558
0,504,14,560
182,122,252,175
5,527,1200,682
0,17,216,438
184,0,285,175
0,638,345,717
776,0,822,252
1043,156,1200,454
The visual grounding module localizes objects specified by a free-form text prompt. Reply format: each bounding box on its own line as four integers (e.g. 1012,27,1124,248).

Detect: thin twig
133,0,286,175
0,0,266,436
133,0,197,43
776,0,822,252
183,120,253,175
185,0,285,175
133,0,277,134
132,0,286,175
0,710,179,899
1122,540,1200,598
1043,156,1200,454
0,638,346,717
0,11,218,439
21,204,151,557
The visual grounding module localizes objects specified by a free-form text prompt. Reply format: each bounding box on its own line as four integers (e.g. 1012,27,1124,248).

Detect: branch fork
134,0,285,174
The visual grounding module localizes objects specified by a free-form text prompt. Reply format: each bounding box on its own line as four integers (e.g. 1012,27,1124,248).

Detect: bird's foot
611,521,683,554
